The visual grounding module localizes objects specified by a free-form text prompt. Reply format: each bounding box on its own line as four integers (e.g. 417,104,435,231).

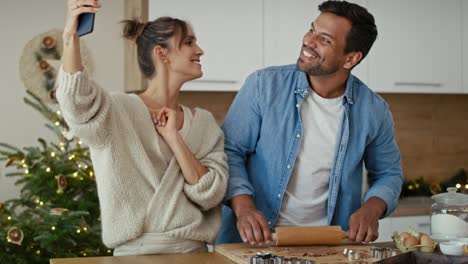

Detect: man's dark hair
319,0,377,60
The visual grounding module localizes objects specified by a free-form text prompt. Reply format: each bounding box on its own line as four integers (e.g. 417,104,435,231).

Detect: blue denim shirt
216,64,403,244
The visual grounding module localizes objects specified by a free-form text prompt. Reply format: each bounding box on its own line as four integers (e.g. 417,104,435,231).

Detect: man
217,0,403,245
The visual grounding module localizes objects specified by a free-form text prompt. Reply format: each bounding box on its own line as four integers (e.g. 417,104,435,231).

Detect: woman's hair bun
121,19,146,41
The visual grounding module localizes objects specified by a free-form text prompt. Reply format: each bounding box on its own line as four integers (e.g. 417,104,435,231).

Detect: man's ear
343,51,363,69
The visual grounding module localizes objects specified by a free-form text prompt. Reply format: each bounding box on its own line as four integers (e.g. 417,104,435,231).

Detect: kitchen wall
0,1,124,201
180,92,468,183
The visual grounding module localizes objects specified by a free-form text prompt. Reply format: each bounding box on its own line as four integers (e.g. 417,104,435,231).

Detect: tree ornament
7,227,24,246
55,175,67,193
50,208,69,216
5,158,15,167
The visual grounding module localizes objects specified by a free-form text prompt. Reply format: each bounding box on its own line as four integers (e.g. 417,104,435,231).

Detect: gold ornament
7,226,24,246
55,175,67,192
50,208,69,216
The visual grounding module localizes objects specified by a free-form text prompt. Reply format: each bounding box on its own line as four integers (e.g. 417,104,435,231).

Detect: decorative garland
19,29,94,104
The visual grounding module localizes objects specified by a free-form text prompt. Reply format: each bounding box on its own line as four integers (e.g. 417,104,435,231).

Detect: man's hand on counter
231,194,271,245
348,197,387,243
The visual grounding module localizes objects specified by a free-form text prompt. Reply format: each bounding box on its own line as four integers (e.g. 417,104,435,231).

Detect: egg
419,233,434,246
403,235,419,248
399,232,411,241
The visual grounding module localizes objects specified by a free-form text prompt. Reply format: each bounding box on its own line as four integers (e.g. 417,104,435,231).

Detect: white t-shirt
276,89,344,226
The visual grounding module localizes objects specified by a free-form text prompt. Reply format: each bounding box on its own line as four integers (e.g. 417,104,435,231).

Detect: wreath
19,29,94,104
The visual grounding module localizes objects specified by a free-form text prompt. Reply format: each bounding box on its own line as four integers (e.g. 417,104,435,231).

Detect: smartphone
77,12,95,37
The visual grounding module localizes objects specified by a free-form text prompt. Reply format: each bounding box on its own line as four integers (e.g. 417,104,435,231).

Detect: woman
59,0,228,255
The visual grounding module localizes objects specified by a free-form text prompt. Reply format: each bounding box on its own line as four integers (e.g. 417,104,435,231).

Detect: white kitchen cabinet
148,0,263,91
376,215,431,242
463,1,468,93
263,0,369,84
367,0,463,93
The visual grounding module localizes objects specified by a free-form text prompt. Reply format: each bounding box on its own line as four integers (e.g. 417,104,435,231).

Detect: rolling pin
271,226,349,246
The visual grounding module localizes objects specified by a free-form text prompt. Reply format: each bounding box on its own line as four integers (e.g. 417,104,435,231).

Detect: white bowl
453,238,468,244
439,241,464,256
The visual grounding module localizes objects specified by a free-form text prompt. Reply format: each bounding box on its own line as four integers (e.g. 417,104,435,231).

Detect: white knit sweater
56,67,228,248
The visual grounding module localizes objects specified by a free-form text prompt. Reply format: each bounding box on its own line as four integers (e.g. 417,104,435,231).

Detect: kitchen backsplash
180,92,468,183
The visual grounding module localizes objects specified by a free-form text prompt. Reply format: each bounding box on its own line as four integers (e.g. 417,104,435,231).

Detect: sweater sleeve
55,66,112,147
183,133,228,211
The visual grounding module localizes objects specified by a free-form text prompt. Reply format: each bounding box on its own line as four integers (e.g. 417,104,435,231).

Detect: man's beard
297,58,339,76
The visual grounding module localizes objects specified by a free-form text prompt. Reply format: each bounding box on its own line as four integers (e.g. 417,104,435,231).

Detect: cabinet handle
394,82,442,87
191,79,237,84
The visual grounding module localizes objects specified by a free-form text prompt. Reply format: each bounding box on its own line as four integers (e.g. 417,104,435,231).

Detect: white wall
0,1,124,201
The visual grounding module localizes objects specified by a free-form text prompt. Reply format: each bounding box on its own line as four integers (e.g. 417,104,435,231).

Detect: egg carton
392,228,438,253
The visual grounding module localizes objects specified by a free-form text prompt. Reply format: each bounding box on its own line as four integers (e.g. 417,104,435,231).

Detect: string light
56,110,61,115
68,154,75,160
89,171,94,177
46,167,51,172
39,201,44,206
76,229,81,234
50,152,56,157
456,183,461,189
73,172,78,178
25,169,29,174
51,226,55,231
465,184,468,189
54,121,60,126
83,227,88,231
78,140,82,145
36,250,41,255
107,249,112,253
7,216,12,220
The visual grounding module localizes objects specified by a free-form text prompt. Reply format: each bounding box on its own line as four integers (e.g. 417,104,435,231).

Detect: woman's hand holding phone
64,0,101,41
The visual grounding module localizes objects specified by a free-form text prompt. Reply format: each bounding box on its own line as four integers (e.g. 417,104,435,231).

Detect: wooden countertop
50,252,234,264
391,196,432,217
50,243,395,264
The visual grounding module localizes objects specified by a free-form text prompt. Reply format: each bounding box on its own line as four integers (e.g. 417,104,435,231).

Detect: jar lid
432,187,468,205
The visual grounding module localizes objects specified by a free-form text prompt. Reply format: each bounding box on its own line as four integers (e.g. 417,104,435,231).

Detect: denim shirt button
267,221,272,225
287,164,291,169
296,104,299,108
296,134,301,138
277,193,281,198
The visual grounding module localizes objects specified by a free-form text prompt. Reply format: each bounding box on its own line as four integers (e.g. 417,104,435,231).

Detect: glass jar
431,187,468,239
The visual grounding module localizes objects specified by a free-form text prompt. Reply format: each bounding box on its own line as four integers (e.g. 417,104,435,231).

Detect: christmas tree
0,91,112,264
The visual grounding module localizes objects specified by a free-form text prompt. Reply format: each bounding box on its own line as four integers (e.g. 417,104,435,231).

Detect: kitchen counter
50,243,395,264
50,252,234,264
391,196,432,217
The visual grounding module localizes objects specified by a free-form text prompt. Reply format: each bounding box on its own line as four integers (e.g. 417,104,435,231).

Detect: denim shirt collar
293,69,356,105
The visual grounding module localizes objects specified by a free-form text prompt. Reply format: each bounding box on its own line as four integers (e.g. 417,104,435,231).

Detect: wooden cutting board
215,242,395,264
